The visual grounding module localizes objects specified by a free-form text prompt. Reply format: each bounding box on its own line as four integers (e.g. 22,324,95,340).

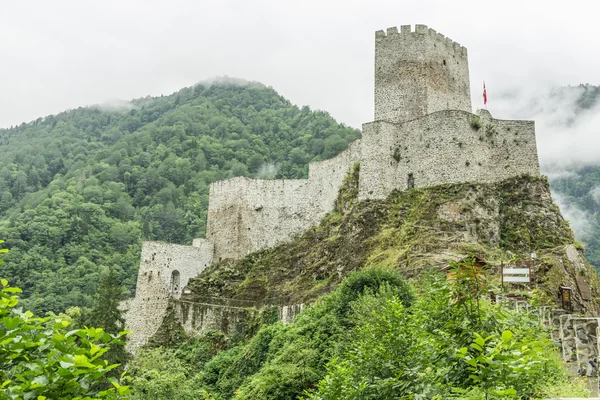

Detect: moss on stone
147,301,189,348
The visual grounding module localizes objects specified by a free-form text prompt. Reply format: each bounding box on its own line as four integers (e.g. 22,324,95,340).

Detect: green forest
0,81,360,314
550,165,600,267
545,84,600,270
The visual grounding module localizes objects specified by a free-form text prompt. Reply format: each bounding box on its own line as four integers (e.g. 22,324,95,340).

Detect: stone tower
374,24,472,123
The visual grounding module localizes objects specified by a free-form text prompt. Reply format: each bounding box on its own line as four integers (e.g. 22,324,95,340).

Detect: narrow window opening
407,173,415,189
171,270,181,296
443,59,446,66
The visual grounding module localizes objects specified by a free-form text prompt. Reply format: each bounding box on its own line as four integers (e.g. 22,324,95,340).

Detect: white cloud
490,84,600,169
256,163,278,179
2,0,600,132
90,99,136,113
552,191,593,240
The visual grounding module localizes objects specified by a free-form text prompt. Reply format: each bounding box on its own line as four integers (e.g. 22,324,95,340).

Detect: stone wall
174,300,305,337
359,109,539,200
176,300,254,337
124,241,213,352
375,24,471,124
206,140,361,261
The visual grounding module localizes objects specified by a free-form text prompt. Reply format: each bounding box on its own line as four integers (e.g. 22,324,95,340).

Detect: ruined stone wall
124,241,213,352
375,24,471,124
176,300,254,337
207,140,361,261
359,109,539,200
174,301,305,337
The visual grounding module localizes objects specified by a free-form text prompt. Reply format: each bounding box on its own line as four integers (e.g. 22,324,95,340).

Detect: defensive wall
207,140,361,261
359,109,539,199
123,24,541,353
124,241,213,352
174,301,304,338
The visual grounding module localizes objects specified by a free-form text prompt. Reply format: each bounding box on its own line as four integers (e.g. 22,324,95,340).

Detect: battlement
375,24,467,56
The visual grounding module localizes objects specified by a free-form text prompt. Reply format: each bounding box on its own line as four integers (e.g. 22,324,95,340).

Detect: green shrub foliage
0,243,130,399
126,267,585,399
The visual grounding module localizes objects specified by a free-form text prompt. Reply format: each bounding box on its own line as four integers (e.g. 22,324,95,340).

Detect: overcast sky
2,0,599,132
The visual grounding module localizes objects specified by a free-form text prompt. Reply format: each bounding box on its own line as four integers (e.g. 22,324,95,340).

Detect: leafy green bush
200,324,283,398
0,243,130,399
307,271,586,399
128,347,207,400
127,266,582,399
330,266,414,322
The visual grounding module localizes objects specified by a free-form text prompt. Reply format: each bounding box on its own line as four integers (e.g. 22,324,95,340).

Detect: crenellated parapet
375,24,468,57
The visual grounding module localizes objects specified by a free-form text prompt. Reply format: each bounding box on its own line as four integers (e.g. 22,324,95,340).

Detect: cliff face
186,165,600,315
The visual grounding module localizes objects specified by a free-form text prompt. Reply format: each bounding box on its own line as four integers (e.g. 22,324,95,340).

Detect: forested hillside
0,80,360,313
551,165,600,267
543,84,600,271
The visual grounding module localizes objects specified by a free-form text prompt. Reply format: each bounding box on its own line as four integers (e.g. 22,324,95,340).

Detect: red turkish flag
483,82,487,105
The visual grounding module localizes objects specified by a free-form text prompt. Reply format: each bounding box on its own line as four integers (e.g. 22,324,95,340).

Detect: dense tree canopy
550,165,600,269
0,80,360,314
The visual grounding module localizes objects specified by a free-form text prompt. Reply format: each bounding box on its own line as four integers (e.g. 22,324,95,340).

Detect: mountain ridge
0,81,360,313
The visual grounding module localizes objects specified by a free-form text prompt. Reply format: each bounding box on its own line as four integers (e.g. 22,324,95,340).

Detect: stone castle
124,24,540,352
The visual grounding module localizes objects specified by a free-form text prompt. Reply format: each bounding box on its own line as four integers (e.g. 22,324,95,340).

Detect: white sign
502,265,531,284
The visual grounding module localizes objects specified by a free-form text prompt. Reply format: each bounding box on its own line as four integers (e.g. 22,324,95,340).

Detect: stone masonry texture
124,25,541,352
206,140,361,261
375,24,471,123
124,241,213,352
358,108,539,200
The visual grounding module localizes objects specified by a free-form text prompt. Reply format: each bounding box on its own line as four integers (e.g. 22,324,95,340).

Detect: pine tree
89,267,129,366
